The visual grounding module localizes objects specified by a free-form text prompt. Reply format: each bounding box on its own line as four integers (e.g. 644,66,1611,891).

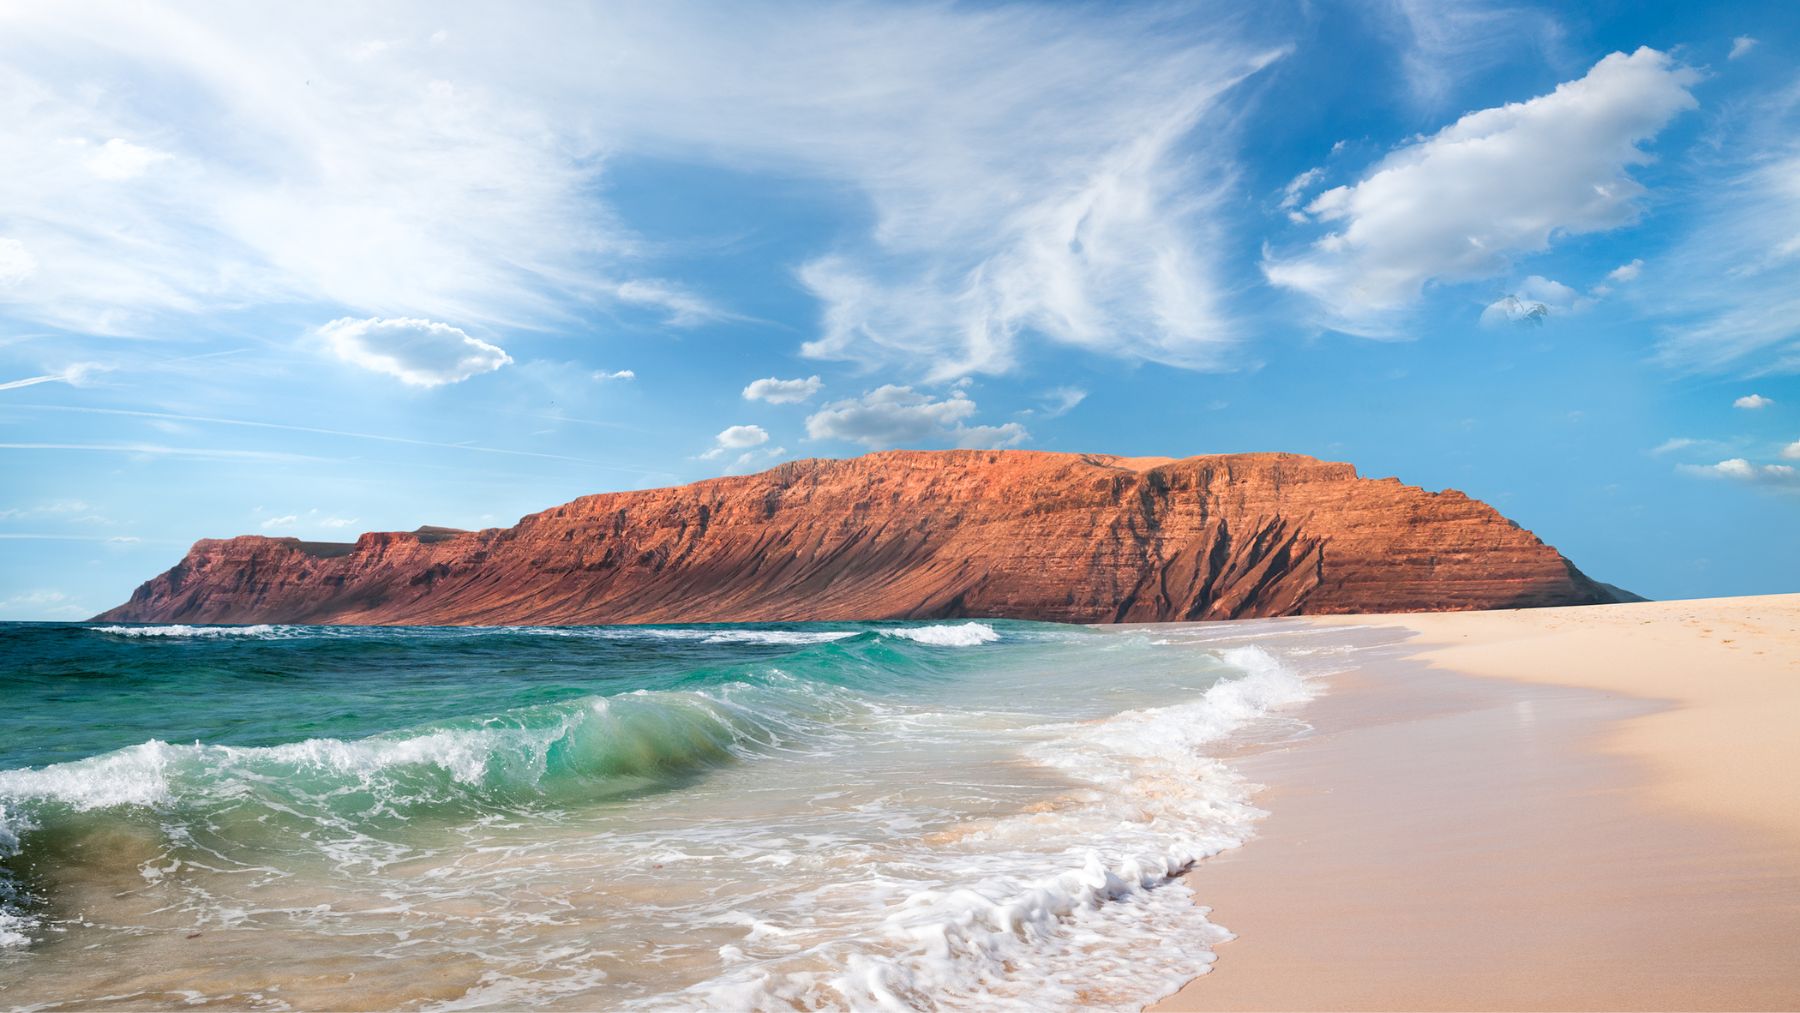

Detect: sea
0,618,1336,1011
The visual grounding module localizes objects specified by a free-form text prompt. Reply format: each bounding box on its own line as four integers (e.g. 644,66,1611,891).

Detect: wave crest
881,623,1001,647
90,624,287,639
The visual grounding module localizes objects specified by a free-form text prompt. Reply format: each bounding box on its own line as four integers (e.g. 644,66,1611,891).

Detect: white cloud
804,385,1028,450
1037,386,1087,418
1377,0,1569,109
613,280,725,326
1480,275,1587,328
317,316,511,387
0,237,35,285
84,137,171,180
1279,167,1324,210
1607,259,1644,283
0,499,105,523
1784,440,1800,461
1653,149,1800,374
260,509,358,532
699,424,770,460
1679,457,1799,487
1651,437,1710,456
1481,295,1548,328
1734,394,1773,409
1729,36,1758,60
0,589,88,620
593,369,635,382
716,424,768,449
0,362,108,392
743,375,823,404
0,441,318,462
0,3,1281,378
723,445,787,476
1265,48,1698,333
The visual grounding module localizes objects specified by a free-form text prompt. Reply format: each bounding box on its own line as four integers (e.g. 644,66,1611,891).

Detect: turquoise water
0,618,1319,1010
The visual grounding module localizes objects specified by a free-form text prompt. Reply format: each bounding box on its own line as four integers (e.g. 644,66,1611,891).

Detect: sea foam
2,619,1324,1008
663,644,1313,1010
90,624,286,639
881,622,1002,647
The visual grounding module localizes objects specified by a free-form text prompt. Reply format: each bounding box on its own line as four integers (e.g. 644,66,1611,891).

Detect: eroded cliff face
96,450,1627,625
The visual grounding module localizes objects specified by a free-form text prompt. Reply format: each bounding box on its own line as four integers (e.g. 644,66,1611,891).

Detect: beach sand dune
1155,594,1800,1012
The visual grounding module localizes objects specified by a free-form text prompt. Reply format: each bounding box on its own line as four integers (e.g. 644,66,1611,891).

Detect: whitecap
90,624,286,639
881,623,1001,647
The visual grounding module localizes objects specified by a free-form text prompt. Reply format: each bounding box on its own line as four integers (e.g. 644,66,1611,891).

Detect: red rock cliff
95,450,1629,625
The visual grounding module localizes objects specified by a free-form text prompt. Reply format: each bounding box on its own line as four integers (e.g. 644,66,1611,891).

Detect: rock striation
96,450,1632,625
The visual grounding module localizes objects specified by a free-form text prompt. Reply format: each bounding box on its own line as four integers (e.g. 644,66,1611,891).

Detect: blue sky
2,0,1797,619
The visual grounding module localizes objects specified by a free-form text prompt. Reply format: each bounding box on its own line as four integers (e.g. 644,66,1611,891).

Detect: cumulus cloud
699,424,769,460
1729,36,1758,60
593,369,635,381
716,425,768,449
743,375,823,404
1607,259,1644,283
805,386,1027,450
1679,457,1799,487
1734,394,1773,409
1266,48,1698,333
318,316,511,387
1784,440,1800,460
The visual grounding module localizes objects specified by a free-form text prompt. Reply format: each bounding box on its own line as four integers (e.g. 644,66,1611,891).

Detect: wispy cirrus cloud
0,2,1284,383
1376,0,1570,110
1652,148,1800,376
10,403,648,470
0,362,108,392
0,442,319,462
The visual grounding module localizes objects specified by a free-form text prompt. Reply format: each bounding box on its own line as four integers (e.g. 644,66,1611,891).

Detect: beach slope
1155,594,1800,1011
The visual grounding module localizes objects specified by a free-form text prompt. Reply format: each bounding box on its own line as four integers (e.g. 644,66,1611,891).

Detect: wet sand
1152,594,1800,1011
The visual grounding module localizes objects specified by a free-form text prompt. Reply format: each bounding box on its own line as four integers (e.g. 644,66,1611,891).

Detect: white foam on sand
663,644,1313,1011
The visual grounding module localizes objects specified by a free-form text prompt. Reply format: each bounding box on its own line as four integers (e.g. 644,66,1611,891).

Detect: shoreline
1152,594,1800,1011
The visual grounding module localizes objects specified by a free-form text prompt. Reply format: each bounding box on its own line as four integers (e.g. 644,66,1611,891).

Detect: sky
1,0,1797,620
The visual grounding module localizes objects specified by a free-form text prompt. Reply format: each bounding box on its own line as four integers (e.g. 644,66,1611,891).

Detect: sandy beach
1153,594,1800,1011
